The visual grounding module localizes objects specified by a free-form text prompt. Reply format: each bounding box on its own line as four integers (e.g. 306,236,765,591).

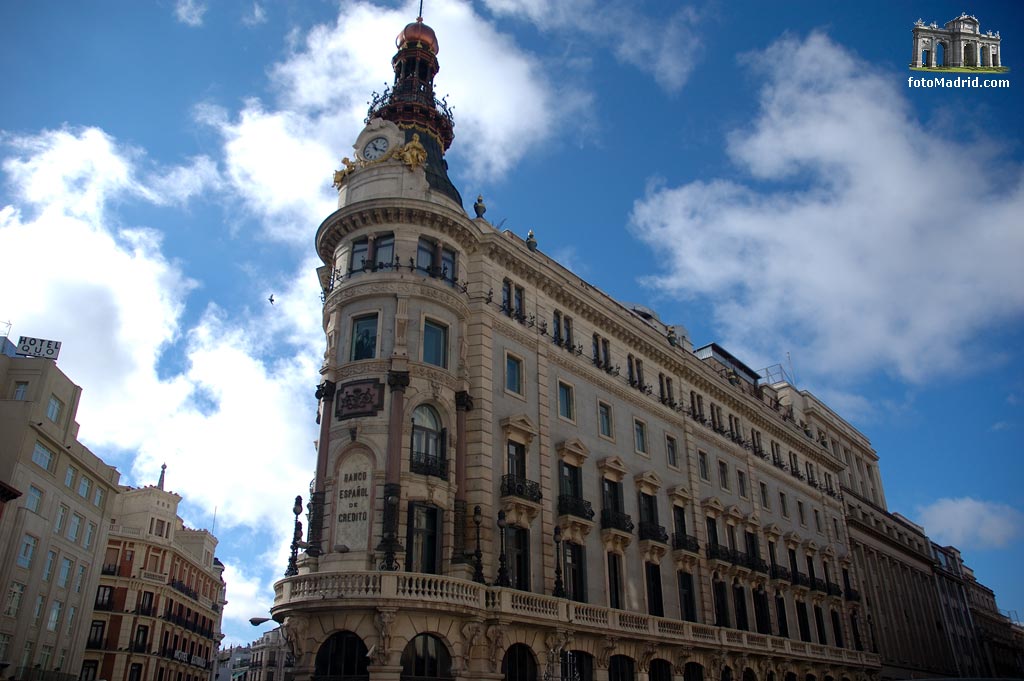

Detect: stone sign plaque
335,379,384,420
334,452,373,552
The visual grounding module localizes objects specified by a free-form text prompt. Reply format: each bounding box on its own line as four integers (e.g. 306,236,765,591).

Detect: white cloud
916,497,1024,549
175,0,207,27
0,126,317,536
243,2,267,27
199,0,573,235
219,560,277,644
630,32,1024,383
481,0,703,91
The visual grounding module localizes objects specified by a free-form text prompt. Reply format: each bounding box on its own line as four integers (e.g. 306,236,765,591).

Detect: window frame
350,313,380,361
46,395,63,423
504,352,524,397
633,418,648,455
421,318,449,368
698,451,710,481
665,435,678,469
717,460,730,491
736,469,748,498
597,400,614,441
557,380,575,423
760,481,771,510
26,486,43,514
32,442,55,472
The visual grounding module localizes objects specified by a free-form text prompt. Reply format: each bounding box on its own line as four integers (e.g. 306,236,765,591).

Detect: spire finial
158,463,167,490
418,0,424,21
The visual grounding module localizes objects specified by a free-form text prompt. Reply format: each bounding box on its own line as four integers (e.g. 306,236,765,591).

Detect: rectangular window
559,462,582,498
422,320,448,368
350,314,378,360
602,478,624,513
814,509,822,532
17,535,37,568
75,566,87,593
77,476,91,498
718,460,730,490
4,583,26,617
797,500,806,526
406,504,441,574
564,542,587,603
416,237,434,273
633,419,647,454
789,451,800,473
513,285,524,318
558,382,574,421
42,551,56,581
58,558,74,588
805,461,815,483
32,442,55,472
645,561,664,617
760,482,770,509
68,514,83,542
13,381,28,399
47,395,63,423
678,571,697,622
32,594,43,625
508,526,530,591
54,505,68,533
93,488,104,508
350,237,369,270
737,470,747,498
46,601,63,631
673,505,688,536
698,451,709,481
780,492,789,518
26,485,43,513
374,233,395,269
501,279,512,315
607,552,623,609
505,354,523,395
0,634,9,662
507,441,526,479
666,435,678,468
705,516,719,546
598,401,613,439
65,606,77,636
64,466,77,488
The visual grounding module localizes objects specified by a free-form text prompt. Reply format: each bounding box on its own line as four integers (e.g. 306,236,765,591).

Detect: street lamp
379,490,401,571
552,525,566,598
495,510,510,587
285,495,303,577
472,505,485,584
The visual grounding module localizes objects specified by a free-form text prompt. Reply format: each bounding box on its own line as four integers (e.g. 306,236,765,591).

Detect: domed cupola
366,15,461,204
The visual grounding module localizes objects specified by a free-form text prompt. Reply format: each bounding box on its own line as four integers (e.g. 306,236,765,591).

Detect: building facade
911,14,1002,68
964,566,1024,677
246,628,293,681
0,343,121,680
80,470,226,681
214,645,251,681
268,16,883,681
930,543,985,677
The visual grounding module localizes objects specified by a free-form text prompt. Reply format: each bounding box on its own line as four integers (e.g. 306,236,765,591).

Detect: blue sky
1,0,1022,645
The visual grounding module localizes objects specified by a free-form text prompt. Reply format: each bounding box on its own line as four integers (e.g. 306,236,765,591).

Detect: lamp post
380,490,401,571
552,525,566,598
495,510,510,587
285,495,303,577
472,505,485,584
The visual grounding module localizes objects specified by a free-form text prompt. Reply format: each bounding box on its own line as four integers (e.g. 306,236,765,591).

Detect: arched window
650,659,673,681
502,644,537,681
314,631,369,679
411,405,447,479
400,634,452,680
609,655,635,681
563,651,593,681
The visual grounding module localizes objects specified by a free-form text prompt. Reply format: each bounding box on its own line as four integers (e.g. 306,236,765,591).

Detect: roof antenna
418,0,424,20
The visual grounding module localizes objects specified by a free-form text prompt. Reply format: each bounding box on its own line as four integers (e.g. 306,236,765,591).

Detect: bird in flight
268,294,275,305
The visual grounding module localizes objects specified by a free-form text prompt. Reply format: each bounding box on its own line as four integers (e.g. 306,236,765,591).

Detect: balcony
135,604,155,616
770,565,792,581
500,474,542,503
86,638,107,651
638,521,669,543
272,571,882,671
101,563,119,576
94,600,114,612
746,556,769,574
672,532,700,553
791,571,811,588
170,579,198,600
130,641,150,653
811,577,828,593
827,583,843,598
600,509,634,533
410,452,448,480
845,588,862,602
557,495,594,521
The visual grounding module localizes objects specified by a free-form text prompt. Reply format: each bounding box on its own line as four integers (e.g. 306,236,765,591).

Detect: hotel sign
16,336,62,359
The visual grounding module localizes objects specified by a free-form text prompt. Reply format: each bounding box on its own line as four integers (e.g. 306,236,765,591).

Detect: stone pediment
764,523,783,539
667,485,691,504
634,471,662,495
702,496,725,517
557,438,590,467
597,456,628,482
804,539,820,553
725,505,745,523
500,414,537,444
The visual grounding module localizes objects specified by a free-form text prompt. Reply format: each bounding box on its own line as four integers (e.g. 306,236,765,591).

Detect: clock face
363,136,389,160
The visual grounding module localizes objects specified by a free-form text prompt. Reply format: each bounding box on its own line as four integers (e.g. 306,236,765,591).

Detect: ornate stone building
0,340,121,680
911,14,1002,69
268,16,884,681
80,469,226,681
963,566,1024,677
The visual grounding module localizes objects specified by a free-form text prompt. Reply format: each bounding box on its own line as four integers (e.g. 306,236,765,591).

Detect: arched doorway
964,42,977,67
314,631,369,680
684,663,705,681
609,655,635,681
650,659,672,681
400,633,452,680
502,643,537,681
936,41,946,67
720,666,733,681
981,44,991,67
564,651,593,681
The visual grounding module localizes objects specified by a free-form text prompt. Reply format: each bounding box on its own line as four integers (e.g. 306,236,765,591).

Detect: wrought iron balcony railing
811,577,828,593
770,565,792,581
410,452,448,480
170,578,198,600
101,563,118,576
672,532,700,553
791,571,811,587
639,521,669,543
600,509,634,533
845,588,862,602
827,583,843,598
500,474,542,503
557,495,595,521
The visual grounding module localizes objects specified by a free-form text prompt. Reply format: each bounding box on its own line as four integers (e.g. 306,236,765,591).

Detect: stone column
378,370,409,569
452,390,473,563
309,379,336,556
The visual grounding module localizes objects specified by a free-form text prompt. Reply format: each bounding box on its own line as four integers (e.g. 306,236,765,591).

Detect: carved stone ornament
374,608,396,666
639,641,658,672
335,379,385,420
387,370,411,392
598,636,618,668
486,624,505,673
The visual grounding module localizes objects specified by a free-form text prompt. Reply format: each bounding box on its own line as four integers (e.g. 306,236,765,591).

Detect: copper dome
396,17,438,54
